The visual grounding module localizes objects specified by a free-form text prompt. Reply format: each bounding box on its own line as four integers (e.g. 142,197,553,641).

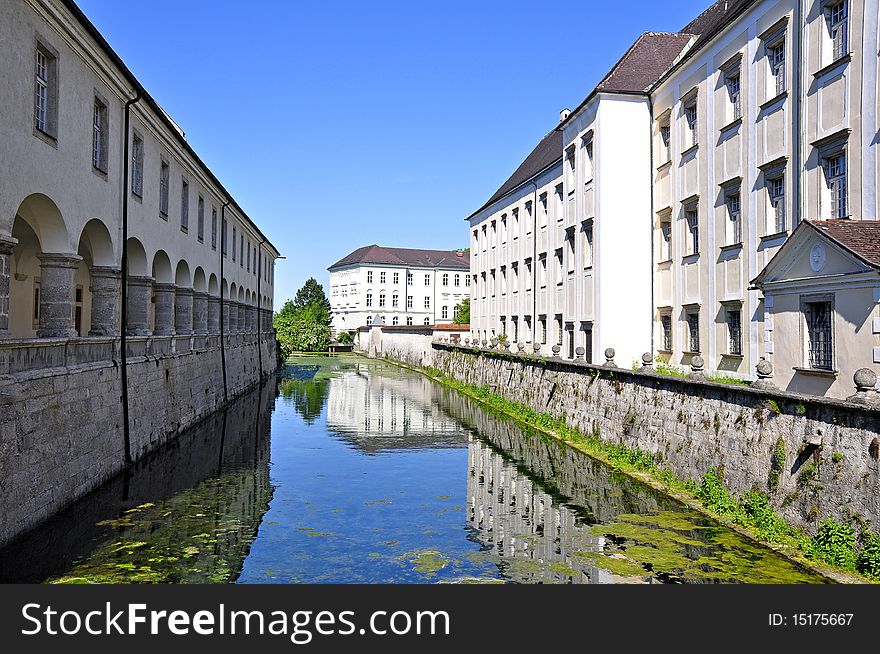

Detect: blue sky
76,0,710,304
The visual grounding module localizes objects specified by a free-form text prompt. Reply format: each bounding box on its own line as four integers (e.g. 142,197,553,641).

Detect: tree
336,330,354,345
274,278,333,357
453,297,470,325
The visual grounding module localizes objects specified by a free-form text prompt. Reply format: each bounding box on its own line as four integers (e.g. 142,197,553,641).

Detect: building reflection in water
0,381,275,583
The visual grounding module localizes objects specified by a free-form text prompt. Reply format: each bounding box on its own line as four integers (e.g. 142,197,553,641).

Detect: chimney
559,107,571,122
455,250,463,257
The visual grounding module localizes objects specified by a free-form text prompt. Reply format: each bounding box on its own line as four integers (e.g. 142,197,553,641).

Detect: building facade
0,0,279,343
328,245,469,332
468,0,879,397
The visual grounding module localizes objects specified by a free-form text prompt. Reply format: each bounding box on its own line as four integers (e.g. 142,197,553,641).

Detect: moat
0,355,826,584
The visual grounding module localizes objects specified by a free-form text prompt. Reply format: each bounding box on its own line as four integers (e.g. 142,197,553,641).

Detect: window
565,145,576,189
539,316,547,345
768,174,786,233
32,281,40,329
555,316,563,346
684,98,698,148
686,308,700,353
660,217,672,261
767,38,786,97
525,201,533,235
366,292,373,307
524,258,532,290
804,299,833,370
180,180,189,232
539,255,547,287
232,226,236,261
511,263,518,292
500,266,507,295
366,316,372,326
501,215,508,243
367,271,373,283
406,295,413,309
454,274,460,287
239,240,243,267
34,44,57,137
380,271,386,284
424,317,431,326
424,297,430,309
197,196,205,242
222,218,228,254
822,153,847,219
491,220,497,248
407,272,413,285
406,317,413,326
583,137,594,183
555,184,564,222
159,161,170,216
442,273,449,286
726,192,742,245
582,221,593,269
539,193,548,228
685,205,699,255
425,274,431,286
726,306,743,355
93,98,108,172
465,275,470,287
392,293,399,308
725,67,741,121
211,207,218,250
659,123,671,163
247,241,251,271
825,1,848,61
555,249,563,285
392,316,399,326
512,208,519,239
131,133,144,197
442,306,448,320
379,292,385,308
661,314,673,351
393,272,399,285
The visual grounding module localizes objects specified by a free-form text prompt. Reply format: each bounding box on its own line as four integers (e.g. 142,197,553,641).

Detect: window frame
684,306,701,353
801,294,835,371
92,95,109,173
724,304,743,356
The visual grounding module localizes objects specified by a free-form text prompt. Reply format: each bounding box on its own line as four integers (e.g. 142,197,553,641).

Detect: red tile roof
810,220,880,268
328,245,470,270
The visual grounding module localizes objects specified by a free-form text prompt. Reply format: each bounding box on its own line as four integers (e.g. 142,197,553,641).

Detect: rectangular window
240,239,244,267
684,99,698,148
247,240,251,271
539,193,548,227
380,271,386,284
425,274,431,286
661,314,673,351
804,300,833,370
392,294,398,308
726,192,742,245
565,145,576,189
555,249,563,285
726,307,742,355
525,201,533,235
378,292,385,308
685,206,699,255
159,161,170,216
232,226,236,261
180,180,189,231
442,273,449,286
511,208,519,239
34,45,56,137
686,309,700,353
823,153,847,219
554,184,564,222
367,270,373,283
393,272,399,285
659,123,671,163
539,317,547,345
768,38,786,96
132,133,144,197
92,98,108,172
583,137,594,183
366,293,373,308
197,196,205,242
424,296,430,309
442,306,448,320
211,207,218,250
660,218,672,260
407,295,413,309
725,68,741,121
768,175,785,233
825,1,848,61
582,221,594,269
222,218,228,254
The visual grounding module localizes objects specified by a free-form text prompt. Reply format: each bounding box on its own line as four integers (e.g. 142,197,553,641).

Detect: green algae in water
593,556,649,578
401,550,450,576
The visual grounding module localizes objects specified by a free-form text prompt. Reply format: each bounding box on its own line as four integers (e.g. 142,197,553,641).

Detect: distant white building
328,245,470,332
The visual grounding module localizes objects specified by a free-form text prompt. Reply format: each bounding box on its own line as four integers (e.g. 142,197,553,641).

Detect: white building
328,245,470,333
468,0,879,398
0,0,279,341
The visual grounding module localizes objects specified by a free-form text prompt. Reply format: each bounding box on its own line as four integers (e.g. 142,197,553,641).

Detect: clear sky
75,0,710,304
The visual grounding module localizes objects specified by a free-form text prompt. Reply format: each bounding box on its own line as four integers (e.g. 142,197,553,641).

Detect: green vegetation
832,451,845,463
336,330,354,345
273,277,332,357
420,364,878,582
769,437,786,491
453,297,470,325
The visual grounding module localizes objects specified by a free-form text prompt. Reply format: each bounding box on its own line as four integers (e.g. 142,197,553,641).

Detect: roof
60,1,280,257
595,32,695,94
681,0,756,50
751,220,880,287
466,129,563,220
811,220,880,269
328,245,470,270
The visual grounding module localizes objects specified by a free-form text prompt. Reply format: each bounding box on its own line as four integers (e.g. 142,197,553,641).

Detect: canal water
0,355,825,584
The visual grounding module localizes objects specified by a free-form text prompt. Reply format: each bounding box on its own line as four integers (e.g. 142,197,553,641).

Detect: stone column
192,291,209,335
227,301,238,333
0,235,16,337
37,254,81,338
174,287,194,335
207,296,220,334
152,282,176,336
248,305,257,333
88,266,121,336
126,276,153,336
238,303,246,333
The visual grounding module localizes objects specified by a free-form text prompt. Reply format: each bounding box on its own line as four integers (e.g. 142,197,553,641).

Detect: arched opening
150,250,173,334
8,194,72,338
174,260,191,289
208,273,219,296
126,238,148,276
75,218,116,336
193,267,207,293
151,250,173,284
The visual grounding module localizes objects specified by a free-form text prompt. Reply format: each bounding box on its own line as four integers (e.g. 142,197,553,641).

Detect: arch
77,219,115,267
208,273,219,296
174,260,191,288
14,193,69,253
151,250,173,284
193,266,207,292
126,238,148,276
245,290,251,305
222,279,229,298
237,286,244,302
230,282,237,299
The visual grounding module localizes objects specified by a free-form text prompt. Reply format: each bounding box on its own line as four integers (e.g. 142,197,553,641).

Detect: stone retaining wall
428,344,880,533
0,334,277,546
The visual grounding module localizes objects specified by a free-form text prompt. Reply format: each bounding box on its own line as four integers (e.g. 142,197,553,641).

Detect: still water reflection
0,355,824,583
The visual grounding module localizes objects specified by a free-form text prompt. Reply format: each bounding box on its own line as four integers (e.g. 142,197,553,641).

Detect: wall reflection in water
0,382,275,583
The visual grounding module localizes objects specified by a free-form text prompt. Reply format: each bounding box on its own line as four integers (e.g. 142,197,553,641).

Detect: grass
420,363,878,583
